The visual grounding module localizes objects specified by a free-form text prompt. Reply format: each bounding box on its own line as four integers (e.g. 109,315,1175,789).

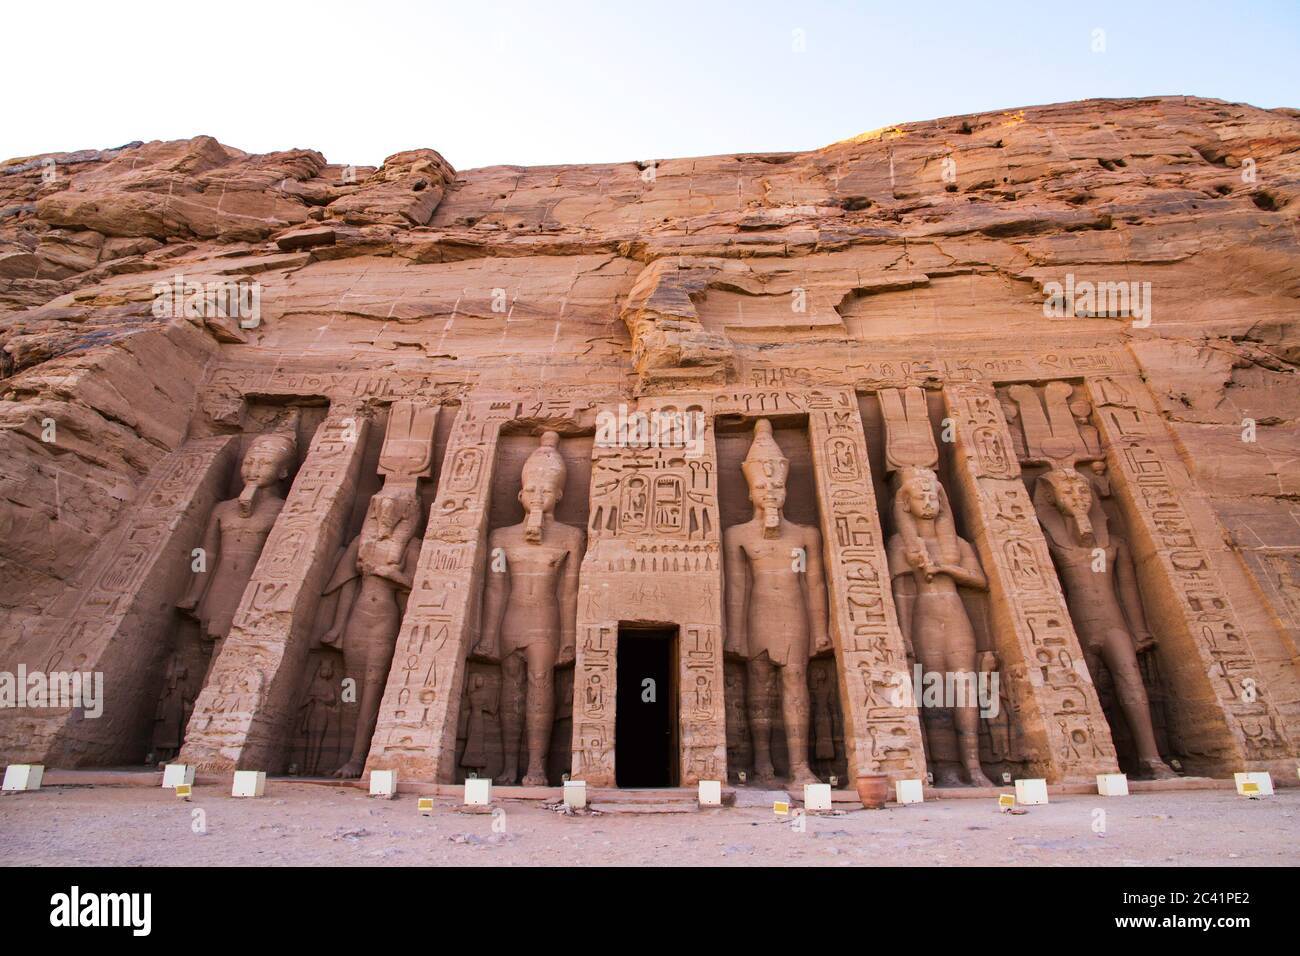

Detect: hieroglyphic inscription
808,389,927,779
0,436,238,766
365,400,516,781
945,383,1118,781
180,408,369,772
573,397,725,786
1087,376,1295,769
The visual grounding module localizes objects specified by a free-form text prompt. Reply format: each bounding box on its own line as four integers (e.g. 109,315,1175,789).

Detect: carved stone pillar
571,397,725,787
365,401,514,782
1087,375,1297,774
179,408,370,772
0,436,238,766
808,390,927,781
943,383,1119,782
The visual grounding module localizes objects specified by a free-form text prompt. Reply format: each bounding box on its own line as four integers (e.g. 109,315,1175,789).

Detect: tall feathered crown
522,431,566,488
741,419,788,485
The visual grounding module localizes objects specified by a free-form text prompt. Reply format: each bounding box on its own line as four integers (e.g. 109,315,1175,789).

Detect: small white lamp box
369,770,398,798
161,764,194,789
698,780,722,807
417,797,435,817
1014,778,1049,805
2,764,43,791
803,783,833,811
464,776,492,806
1234,772,1274,797
1096,773,1128,797
563,780,587,809
231,770,266,798
895,779,924,805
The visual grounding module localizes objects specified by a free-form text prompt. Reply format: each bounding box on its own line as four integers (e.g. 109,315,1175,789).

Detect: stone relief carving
317,401,437,777
322,485,423,777
177,422,298,667
723,419,831,786
1009,383,1176,779
474,431,585,785
879,387,994,786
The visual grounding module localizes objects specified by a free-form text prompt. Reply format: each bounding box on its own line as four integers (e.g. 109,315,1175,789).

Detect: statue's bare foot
788,765,822,787
750,763,779,787
494,767,518,786
521,771,548,787
1139,757,1178,780
333,758,364,779
933,766,966,788
965,767,996,788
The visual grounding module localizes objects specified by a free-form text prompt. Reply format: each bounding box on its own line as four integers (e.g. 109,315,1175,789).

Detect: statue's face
241,439,290,488
1049,471,1092,515
519,475,562,515
905,475,941,519
370,491,411,536
746,464,787,512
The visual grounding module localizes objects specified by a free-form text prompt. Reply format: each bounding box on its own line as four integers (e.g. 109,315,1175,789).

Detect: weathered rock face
1,97,1297,788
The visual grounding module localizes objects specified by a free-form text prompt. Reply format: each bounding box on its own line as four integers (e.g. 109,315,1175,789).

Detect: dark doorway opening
615,625,678,788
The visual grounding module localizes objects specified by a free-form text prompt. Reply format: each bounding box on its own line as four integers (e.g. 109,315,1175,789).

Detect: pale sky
4,0,1297,171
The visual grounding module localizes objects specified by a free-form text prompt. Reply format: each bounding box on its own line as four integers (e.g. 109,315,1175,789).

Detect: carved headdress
741,419,788,485
742,419,788,537
521,431,566,541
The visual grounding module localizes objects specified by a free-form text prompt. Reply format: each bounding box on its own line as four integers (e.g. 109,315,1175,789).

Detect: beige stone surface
1,96,1297,790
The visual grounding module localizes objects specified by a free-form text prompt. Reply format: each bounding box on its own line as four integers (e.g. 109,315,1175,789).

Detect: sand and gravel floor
2,781,1297,866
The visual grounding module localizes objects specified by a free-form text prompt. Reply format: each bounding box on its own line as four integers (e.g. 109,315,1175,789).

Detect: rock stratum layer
1,96,1297,789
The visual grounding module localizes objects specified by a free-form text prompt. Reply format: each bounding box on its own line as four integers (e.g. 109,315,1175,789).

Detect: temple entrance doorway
615,625,679,787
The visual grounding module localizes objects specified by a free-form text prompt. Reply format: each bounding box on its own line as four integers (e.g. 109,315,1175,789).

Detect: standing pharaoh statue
724,419,831,786
1008,383,1177,779
178,429,297,668
322,485,423,778
477,431,584,786
1033,465,1176,778
885,466,994,786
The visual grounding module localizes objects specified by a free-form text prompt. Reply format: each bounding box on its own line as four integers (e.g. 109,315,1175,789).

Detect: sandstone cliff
1,96,1297,715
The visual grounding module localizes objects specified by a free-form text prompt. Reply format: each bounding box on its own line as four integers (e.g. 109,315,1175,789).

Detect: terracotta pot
855,773,890,809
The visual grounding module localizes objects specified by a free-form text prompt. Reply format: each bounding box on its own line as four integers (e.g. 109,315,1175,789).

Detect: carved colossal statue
476,431,584,786
724,419,831,786
322,485,423,778
178,430,297,664
886,465,994,787
1033,465,1176,779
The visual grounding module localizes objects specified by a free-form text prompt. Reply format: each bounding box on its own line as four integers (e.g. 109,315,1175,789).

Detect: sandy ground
2,783,1297,866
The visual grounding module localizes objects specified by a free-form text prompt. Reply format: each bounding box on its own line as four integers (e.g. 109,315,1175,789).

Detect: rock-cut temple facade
1,96,1297,790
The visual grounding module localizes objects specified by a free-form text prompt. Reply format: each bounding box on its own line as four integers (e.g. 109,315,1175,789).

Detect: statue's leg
521,641,557,787
945,626,994,787
746,657,777,783
496,651,526,784
1101,627,1176,778
333,637,371,777
778,659,820,786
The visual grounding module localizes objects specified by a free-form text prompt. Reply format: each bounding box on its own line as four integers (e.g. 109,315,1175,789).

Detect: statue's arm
943,538,988,591
476,532,509,661
557,529,584,665
178,509,222,610
886,538,916,660
1115,538,1155,651
723,530,749,657
322,537,361,646
803,525,832,654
